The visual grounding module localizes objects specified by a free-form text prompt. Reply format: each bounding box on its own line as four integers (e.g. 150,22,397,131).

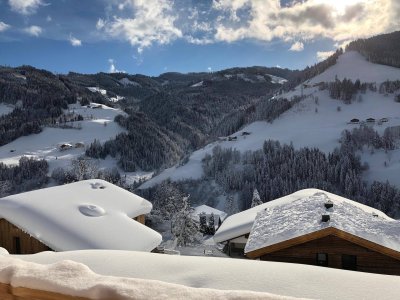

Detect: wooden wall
260,235,400,276
0,283,89,300
134,214,146,224
0,219,51,255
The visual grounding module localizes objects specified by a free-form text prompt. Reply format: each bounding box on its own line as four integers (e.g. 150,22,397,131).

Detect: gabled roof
213,189,391,243
245,191,400,258
0,179,161,252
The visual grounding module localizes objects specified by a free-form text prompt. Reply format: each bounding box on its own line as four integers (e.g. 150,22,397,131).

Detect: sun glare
315,0,365,14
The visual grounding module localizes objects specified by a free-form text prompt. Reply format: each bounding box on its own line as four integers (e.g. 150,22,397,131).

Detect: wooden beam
0,283,90,300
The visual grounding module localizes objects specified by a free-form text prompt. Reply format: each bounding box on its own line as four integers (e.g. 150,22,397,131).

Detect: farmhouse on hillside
214,189,400,275
0,179,161,254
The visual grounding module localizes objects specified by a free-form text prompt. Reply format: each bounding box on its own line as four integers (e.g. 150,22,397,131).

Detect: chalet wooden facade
0,218,51,254
0,215,148,254
246,227,400,276
214,189,400,275
0,179,161,254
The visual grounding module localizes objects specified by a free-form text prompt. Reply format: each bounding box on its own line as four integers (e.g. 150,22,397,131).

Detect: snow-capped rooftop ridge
309,51,400,84
213,189,392,243
0,180,161,252
244,191,400,254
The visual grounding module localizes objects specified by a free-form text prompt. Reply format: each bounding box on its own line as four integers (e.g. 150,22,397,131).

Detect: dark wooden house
246,227,400,275
243,190,400,276
0,179,161,254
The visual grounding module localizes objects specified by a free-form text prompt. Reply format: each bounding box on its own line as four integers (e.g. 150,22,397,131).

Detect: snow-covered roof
214,189,391,243
0,179,161,252
245,191,400,254
192,205,227,222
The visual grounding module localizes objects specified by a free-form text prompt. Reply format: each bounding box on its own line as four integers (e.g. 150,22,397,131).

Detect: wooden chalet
246,227,400,275
0,179,161,254
244,190,400,275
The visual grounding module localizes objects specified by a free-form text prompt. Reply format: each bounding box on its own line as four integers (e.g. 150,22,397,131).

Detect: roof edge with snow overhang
0,179,161,252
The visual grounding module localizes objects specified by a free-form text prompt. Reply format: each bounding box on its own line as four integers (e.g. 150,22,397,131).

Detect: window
342,255,357,270
316,253,328,266
13,236,21,254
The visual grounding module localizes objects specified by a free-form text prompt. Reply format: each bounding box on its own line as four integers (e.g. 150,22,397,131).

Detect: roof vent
324,200,333,209
79,204,106,217
321,215,330,222
372,212,379,217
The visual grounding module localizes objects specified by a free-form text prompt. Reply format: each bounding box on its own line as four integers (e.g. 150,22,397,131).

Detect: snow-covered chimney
321,215,330,222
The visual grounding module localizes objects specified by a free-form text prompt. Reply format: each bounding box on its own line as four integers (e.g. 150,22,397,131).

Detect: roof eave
245,227,400,261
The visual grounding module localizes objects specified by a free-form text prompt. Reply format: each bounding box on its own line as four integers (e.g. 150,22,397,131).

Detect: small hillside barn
0,179,161,254
214,189,400,275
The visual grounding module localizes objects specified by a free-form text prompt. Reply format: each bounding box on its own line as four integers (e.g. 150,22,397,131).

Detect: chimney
324,200,333,209
321,215,330,222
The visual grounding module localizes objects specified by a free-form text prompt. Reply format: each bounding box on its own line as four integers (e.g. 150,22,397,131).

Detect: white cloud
211,0,399,46
186,35,214,45
98,0,182,54
46,15,52,22
69,35,82,47
9,0,45,15
289,41,304,51
317,50,335,61
96,18,105,30
108,59,126,73
0,21,10,32
23,25,42,37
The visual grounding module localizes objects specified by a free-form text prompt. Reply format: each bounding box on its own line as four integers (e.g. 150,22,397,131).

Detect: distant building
366,118,376,123
59,143,73,151
214,189,400,276
0,180,161,254
75,142,85,148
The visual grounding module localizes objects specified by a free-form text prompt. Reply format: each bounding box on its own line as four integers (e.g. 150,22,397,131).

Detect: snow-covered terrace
2,249,400,300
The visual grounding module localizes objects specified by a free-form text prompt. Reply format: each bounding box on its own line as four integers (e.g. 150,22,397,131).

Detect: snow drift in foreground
16,249,400,300
0,255,293,300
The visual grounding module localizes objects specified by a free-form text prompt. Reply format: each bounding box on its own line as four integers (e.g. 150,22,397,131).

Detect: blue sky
0,0,398,76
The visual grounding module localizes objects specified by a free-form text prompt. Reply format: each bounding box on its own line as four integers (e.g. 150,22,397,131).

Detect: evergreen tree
171,196,201,246
251,188,263,208
199,212,207,233
208,213,215,235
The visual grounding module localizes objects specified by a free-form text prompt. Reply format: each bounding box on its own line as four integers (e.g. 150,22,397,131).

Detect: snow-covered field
141,51,400,189
12,249,400,300
0,103,124,172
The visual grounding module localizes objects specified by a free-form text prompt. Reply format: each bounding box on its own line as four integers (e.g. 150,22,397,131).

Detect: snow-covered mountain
141,51,400,190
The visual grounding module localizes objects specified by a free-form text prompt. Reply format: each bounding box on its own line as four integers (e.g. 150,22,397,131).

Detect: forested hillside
0,66,106,146
346,31,400,68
